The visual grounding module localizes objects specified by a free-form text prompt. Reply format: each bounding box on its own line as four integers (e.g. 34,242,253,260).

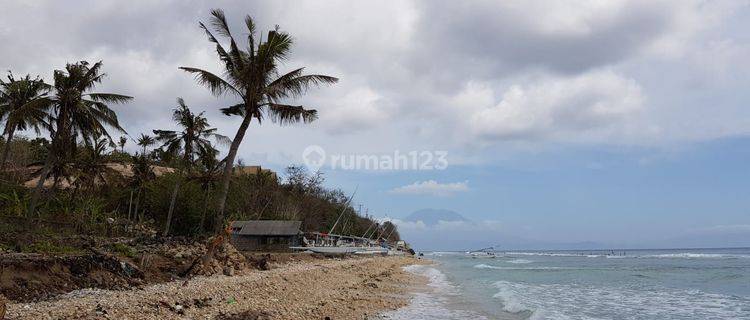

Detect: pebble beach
6,256,427,319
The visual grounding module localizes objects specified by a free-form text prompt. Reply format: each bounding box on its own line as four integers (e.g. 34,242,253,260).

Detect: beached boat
290,246,388,254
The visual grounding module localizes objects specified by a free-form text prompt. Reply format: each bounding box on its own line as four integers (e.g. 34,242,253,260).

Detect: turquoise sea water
381,248,750,319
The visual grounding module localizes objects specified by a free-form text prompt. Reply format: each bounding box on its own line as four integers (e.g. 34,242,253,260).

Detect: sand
5,256,427,320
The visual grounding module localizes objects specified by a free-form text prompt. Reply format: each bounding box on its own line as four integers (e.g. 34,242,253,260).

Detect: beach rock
217,310,271,320
223,266,235,276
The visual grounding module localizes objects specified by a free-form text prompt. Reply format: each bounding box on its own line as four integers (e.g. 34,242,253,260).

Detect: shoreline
6,256,429,319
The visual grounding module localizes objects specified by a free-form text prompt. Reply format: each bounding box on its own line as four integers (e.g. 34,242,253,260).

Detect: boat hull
290,246,388,254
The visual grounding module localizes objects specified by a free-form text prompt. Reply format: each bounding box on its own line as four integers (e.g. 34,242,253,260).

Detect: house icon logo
302,145,326,171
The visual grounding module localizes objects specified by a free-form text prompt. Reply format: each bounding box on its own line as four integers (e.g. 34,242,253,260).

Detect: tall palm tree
118,136,127,153
190,145,224,232
27,61,132,216
136,133,155,155
154,98,228,236
181,9,337,232
0,73,51,171
129,153,155,222
153,98,229,166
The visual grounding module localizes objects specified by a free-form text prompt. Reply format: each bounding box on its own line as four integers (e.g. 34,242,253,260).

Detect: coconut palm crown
136,133,155,155
27,61,133,215
0,72,51,170
153,97,229,166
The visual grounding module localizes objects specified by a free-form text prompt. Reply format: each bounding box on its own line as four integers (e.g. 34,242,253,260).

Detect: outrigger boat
467,246,497,258
289,188,408,256
290,232,391,255
290,245,388,254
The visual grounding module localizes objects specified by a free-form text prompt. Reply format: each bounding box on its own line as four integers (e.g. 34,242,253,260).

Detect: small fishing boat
467,247,497,258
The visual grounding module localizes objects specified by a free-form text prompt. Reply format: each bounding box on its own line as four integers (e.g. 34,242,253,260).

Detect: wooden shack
230,220,302,252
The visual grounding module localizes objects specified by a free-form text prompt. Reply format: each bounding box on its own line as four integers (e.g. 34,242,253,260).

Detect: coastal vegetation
0,9,399,253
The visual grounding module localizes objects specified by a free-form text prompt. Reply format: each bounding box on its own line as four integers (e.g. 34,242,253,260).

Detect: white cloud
467,70,645,143
389,180,469,196
319,87,392,134
1,0,749,164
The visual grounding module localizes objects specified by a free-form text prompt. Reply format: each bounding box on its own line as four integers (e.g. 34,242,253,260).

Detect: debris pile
184,239,249,277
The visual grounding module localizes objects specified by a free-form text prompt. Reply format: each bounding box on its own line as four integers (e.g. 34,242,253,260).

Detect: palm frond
179,67,240,97
85,93,133,104
211,133,232,146
220,103,246,117
266,72,338,100
209,9,232,38
244,15,256,58
265,103,318,125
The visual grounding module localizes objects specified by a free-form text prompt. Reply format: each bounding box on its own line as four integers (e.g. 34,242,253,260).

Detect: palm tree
0,72,51,171
181,9,337,232
153,98,229,165
118,136,127,153
136,133,155,155
154,97,228,236
190,145,224,233
73,133,119,195
27,61,132,216
129,153,155,222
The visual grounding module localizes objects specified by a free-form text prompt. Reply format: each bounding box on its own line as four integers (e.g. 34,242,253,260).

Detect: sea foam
380,265,489,320
492,280,750,320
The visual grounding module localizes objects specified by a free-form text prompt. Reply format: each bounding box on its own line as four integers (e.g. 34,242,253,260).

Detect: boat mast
328,186,358,235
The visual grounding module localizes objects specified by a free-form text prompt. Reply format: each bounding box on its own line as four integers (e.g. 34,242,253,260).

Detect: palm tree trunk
29,109,69,219
133,187,142,223
127,189,134,221
199,183,212,233
27,155,54,219
214,114,252,233
0,128,16,172
164,178,181,236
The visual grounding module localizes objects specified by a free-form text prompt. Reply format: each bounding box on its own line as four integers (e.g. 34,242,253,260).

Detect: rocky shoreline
6,256,427,319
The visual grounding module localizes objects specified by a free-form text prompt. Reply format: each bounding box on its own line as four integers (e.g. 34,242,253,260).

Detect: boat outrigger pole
361,220,376,238
376,221,390,240
384,225,396,240
365,222,380,239
328,186,358,234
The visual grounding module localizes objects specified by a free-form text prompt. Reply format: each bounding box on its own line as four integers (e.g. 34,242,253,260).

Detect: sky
1,0,749,250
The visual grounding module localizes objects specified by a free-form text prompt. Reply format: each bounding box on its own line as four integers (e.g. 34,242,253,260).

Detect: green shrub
23,241,80,254
110,243,137,258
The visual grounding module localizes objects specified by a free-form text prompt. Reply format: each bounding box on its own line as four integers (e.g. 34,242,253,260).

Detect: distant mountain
404,208,469,226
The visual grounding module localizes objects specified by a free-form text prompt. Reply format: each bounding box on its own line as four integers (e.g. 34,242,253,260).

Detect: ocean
381,248,750,320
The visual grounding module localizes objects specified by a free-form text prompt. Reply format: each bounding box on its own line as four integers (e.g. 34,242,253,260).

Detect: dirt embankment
0,252,143,302
0,236,258,303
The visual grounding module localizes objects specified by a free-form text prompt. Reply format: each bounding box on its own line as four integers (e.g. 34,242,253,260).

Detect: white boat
467,247,497,258
290,246,388,254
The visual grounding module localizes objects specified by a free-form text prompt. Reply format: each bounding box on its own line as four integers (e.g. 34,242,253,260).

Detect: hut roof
231,220,302,236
